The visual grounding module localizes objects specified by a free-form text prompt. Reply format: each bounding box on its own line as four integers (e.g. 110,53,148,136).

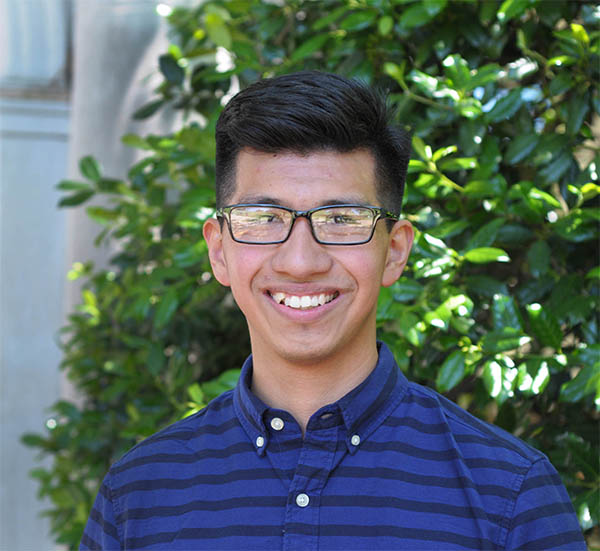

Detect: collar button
271,417,284,431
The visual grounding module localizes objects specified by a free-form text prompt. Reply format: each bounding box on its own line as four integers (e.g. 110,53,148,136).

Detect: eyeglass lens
228,206,376,244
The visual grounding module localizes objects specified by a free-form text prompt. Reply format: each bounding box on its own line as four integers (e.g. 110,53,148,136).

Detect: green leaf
408,69,439,96
153,288,179,330
56,180,91,192
391,278,424,302
187,383,205,404
384,61,406,86
566,94,590,135
399,2,444,28
378,15,394,35
21,433,48,448
464,247,510,264
290,33,330,62
340,11,378,31
147,342,166,375
466,218,505,250
465,276,508,298
121,134,152,150
79,156,101,181
480,328,530,354
438,157,477,171
549,72,573,96
527,240,551,278
560,366,600,403
586,266,600,279
132,99,166,120
505,134,540,165
527,303,563,349
539,151,572,183
486,90,523,122
312,6,349,30
441,54,471,91
464,176,507,198
497,0,532,23
570,23,590,46
159,54,185,85
436,350,466,392
412,136,432,161
493,294,523,332
553,209,599,242
468,63,502,89
57,190,95,207
205,13,232,48
86,207,119,226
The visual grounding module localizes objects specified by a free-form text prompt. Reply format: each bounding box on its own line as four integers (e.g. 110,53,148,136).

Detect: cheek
223,247,267,292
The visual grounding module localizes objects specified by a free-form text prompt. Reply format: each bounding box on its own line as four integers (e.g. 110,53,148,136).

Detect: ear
203,217,231,287
381,219,414,287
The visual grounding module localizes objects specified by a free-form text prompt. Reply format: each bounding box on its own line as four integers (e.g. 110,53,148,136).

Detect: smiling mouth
268,291,339,310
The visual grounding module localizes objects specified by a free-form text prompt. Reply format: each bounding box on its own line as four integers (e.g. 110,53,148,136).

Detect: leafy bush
24,0,599,547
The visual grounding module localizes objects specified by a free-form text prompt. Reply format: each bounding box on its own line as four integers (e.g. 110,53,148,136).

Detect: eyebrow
234,195,371,208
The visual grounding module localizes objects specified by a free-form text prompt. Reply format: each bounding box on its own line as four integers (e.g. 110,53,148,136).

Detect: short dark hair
215,71,411,214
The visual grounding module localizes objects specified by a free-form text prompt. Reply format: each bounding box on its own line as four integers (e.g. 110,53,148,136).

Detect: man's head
215,71,411,214
204,71,414,369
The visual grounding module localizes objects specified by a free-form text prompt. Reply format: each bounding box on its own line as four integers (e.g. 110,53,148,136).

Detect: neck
250,342,379,434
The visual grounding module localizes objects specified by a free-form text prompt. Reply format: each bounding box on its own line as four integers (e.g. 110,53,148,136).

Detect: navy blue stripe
113,441,254,474
88,507,119,541
290,523,497,549
520,472,564,492
111,468,292,497
80,532,101,550
320,495,504,524
511,501,576,528
125,525,283,548
383,415,448,433
118,496,287,522
516,530,587,550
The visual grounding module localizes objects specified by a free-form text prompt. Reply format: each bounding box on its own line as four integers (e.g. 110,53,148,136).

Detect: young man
81,72,585,550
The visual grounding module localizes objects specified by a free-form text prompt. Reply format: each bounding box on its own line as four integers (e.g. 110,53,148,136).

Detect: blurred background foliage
22,0,599,547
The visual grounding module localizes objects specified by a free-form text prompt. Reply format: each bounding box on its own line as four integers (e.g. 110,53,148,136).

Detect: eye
258,212,284,223
331,214,354,224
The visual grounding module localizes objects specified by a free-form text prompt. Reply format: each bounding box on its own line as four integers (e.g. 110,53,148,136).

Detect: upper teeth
271,292,336,309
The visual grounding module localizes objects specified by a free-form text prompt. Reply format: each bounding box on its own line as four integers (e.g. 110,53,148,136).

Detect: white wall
0,98,70,550
1,1,186,549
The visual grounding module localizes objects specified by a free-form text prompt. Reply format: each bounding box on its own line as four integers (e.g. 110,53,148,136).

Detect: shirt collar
233,342,408,455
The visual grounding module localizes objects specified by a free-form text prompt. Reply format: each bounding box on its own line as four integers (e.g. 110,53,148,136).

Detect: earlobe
203,218,231,287
382,220,414,287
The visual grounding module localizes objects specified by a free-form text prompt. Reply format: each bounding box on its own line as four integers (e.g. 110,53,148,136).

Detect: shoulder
400,380,545,470
108,389,236,479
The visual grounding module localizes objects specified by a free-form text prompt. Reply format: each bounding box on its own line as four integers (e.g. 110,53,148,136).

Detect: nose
270,217,333,277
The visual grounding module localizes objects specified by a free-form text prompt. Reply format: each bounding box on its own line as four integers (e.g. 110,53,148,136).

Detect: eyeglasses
216,204,399,245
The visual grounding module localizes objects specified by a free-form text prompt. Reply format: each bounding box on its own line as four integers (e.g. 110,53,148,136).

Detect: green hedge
23,0,599,547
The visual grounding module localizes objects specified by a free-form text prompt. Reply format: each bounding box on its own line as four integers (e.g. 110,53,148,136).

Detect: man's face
203,148,413,367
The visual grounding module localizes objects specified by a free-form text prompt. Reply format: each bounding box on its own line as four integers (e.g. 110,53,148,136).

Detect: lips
268,291,339,310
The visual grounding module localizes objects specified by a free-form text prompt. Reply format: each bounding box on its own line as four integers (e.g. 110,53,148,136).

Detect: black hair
215,71,411,214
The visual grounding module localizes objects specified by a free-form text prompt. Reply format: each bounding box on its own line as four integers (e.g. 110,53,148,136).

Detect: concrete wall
1,1,185,548
0,97,70,550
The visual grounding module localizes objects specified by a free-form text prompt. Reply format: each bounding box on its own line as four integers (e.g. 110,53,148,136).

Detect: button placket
282,424,339,551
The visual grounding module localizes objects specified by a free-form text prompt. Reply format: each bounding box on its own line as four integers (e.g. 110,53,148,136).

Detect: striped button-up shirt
81,343,585,550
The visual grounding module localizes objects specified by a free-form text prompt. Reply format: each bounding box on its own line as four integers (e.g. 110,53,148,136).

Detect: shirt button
256,436,265,448
296,493,310,507
351,434,361,446
271,417,284,431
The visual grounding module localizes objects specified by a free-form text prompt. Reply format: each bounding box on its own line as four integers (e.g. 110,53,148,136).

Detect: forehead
232,148,378,207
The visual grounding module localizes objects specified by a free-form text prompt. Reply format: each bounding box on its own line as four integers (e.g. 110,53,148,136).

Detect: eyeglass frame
215,203,400,245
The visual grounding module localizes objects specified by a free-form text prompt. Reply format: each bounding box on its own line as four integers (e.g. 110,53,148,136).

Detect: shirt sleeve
505,457,587,550
80,473,122,550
